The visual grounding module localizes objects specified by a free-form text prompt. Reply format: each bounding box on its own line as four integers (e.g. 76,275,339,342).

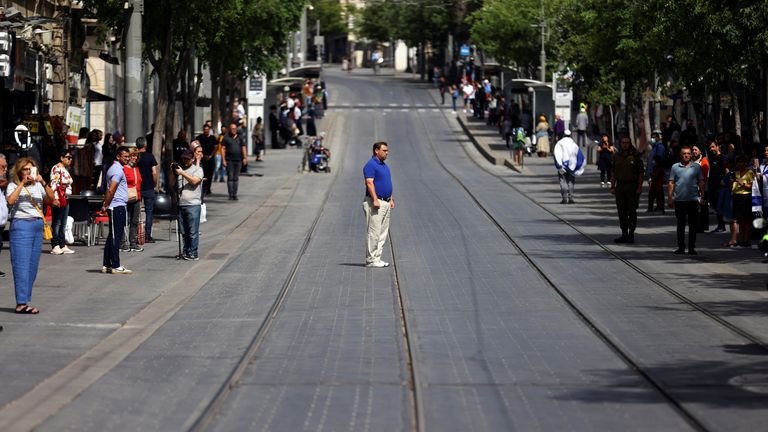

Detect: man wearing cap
553,129,585,204
363,142,394,268
174,149,203,260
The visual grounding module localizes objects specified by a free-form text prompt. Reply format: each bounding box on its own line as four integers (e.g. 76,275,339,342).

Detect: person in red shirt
121,150,143,252
692,145,710,231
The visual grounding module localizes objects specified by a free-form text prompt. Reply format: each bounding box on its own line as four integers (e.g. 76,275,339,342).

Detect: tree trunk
211,64,222,130
733,91,742,139
642,96,651,153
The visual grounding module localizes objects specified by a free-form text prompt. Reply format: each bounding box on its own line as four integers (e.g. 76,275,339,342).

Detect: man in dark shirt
269,105,280,149
707,140,726,232
222,123,247,200
135,137,159,242
195,124,217,195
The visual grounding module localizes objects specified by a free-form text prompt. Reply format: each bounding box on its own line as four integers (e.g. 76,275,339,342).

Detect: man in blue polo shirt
363,142,394,268
668,145,704,255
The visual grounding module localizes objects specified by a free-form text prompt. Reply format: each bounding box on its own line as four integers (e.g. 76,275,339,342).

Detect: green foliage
469,0,540,68
357,0,455,47
308,0,347,36
81,0,302,77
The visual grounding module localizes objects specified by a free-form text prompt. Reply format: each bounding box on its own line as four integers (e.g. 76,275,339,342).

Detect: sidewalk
452,110,768,340
0,141,329,413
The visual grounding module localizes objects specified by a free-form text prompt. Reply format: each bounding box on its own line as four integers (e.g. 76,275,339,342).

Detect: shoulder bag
25,186,53,241
127,168,138,203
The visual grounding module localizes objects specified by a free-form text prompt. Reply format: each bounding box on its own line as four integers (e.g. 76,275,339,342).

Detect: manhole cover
728,374,768,394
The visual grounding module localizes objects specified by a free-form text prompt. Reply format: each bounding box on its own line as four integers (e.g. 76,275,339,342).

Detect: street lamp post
531,21,546,83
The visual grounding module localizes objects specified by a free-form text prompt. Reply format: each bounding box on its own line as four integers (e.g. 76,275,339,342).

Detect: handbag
25,186,53,241
127,168,139,203
56,184,68,208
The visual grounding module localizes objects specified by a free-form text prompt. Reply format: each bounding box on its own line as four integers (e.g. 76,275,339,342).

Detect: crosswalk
330,103,451,112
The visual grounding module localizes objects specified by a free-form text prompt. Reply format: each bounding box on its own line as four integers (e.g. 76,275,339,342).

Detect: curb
456,115,521,173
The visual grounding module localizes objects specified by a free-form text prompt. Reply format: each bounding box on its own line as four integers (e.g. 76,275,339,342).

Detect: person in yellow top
731,155,756,246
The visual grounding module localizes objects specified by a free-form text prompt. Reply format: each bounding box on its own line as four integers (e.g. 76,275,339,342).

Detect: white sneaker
51,246,63,255
111,266,133,275
101,266,111,274
61,246,75,254
366,261,386,268
379,260,390,267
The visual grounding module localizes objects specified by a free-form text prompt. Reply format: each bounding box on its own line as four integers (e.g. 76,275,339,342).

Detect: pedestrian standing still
363,142,394,268
668,145,705,255
611,137,644,243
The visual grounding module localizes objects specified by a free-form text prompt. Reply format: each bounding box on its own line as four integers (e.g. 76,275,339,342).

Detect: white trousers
363,197,391,264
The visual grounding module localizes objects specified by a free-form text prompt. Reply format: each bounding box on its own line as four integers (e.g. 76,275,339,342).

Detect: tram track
454,117,768,352
189,111,425,432
418,109,712,431
186,116,355,432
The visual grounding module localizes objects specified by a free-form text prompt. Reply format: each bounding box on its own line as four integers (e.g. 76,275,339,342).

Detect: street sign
460,44,470,57
313,36,324,46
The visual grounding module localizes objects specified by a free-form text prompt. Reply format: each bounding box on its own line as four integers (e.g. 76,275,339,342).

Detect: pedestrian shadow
84,269,106,274
0,307,18,314
338,263,367,267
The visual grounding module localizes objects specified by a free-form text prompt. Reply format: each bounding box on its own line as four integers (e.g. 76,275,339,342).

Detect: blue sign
460,44,470,57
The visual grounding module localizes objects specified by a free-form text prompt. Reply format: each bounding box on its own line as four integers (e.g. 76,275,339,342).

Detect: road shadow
339,263,367,267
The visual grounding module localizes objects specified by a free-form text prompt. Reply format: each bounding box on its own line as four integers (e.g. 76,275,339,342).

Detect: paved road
0,68,766,431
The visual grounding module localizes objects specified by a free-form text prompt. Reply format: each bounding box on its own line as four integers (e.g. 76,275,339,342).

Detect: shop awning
86,89,115,102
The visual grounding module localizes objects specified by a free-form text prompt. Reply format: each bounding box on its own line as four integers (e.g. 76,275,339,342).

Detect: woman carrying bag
50,149,75,255
6,157,55,314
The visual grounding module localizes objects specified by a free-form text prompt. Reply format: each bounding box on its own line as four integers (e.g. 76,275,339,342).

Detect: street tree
81,0,301,170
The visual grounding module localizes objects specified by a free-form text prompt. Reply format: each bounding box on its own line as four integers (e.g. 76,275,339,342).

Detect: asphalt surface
0,68,766,431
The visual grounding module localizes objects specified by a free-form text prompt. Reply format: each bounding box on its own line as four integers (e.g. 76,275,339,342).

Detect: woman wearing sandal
6,158,55,314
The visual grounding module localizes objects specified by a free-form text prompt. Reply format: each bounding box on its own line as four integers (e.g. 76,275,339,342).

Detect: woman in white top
50,149,75,255
6,157,55,314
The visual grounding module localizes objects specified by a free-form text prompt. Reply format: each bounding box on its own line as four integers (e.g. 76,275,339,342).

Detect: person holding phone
6,158,55,314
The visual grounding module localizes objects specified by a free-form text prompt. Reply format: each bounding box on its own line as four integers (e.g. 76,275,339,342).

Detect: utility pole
125,0,143,143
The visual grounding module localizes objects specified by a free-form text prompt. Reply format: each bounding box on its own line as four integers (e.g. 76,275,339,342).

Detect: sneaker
627,233,635,244
0,270,5,277
713,227,726,233
366,261,386,268
567,198,575,204
614,235,628,243
183,254,199,261
144,237,156,243
560,199,567,204
130,247,144,252
101,266,112,274
673,248,686,255
51,246,63,255
61,246,75,254
688,249,698,255
601,182,605,187
119,246,131,253
111,266,133,275
378,260,390,267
